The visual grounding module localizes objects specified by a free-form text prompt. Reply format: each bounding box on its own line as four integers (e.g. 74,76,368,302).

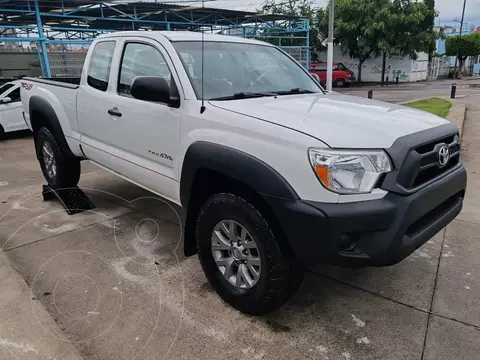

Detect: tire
196,193,303,315
334,78,346,87
0,125,5,140
35,127,80,189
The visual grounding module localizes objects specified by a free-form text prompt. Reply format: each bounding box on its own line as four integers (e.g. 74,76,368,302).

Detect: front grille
415,135,455,154
397,134,461,190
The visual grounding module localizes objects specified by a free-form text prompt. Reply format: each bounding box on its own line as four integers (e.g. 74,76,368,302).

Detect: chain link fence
281,47,310,68
45,44,90,78
48,51,88,77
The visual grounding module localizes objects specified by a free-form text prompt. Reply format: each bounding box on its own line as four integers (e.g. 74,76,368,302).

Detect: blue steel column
34,0,51,77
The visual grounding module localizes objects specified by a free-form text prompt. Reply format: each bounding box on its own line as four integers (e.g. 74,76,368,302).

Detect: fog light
339,234,356,252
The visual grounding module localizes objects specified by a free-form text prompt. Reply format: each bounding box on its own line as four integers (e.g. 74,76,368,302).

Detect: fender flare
179,141,299,207
29,95,75,158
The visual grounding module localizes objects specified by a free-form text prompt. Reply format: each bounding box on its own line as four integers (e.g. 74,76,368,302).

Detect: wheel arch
180,142,299,258
29,96,75,158
179,142,299,207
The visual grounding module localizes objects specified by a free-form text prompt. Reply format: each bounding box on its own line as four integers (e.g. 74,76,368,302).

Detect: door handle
108,108,122,117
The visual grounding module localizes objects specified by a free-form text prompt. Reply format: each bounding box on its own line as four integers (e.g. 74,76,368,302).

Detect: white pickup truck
21,31,467,315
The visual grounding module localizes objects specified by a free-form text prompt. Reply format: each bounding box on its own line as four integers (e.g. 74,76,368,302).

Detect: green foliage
259,0,328,58
332,0,391,81
388,0,438,59
405,98,452,118
445,33,480,66
332,0,437,81
260,0,440,81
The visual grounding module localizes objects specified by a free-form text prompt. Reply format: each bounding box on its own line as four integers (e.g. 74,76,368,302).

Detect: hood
209,92,449,148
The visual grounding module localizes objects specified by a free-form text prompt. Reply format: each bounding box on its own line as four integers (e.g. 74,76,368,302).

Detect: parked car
310,62,356,87
21,31,466,315
0,80,29,137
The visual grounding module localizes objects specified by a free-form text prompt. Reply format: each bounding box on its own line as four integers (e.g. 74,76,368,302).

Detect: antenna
200,0,206,114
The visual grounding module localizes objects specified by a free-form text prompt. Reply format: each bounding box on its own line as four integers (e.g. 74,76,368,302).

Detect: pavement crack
2,209,131,253
306,269,431,315
422,226,445,360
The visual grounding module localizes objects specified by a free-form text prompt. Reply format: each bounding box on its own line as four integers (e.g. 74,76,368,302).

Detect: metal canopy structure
0,1,310,77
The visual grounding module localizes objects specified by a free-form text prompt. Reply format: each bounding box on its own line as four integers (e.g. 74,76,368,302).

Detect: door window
6,87,21,103
87,41,116,92
118,42,172,96
0,83,14,96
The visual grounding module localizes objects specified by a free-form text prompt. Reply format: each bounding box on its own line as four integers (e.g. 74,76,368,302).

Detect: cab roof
97,31,273,47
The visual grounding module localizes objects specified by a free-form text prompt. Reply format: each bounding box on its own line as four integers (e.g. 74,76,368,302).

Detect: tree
423,0,436,63
260,0,328,60
446,33,480,72
378,0,438,83
333,0,392,82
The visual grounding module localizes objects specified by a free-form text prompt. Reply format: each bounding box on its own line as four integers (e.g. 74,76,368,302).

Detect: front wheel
196,193,303,315
35,127,80,189
334,78,346,87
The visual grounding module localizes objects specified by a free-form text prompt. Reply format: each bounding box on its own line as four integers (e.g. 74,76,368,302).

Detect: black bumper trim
263,165,467,267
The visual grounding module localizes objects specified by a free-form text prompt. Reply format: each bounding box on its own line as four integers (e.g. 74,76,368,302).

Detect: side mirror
130,76,177,106
1,97,12,104
311,73,320,82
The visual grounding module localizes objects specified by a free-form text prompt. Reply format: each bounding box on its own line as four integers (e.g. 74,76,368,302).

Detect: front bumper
264,164,466,267
345,77,356,83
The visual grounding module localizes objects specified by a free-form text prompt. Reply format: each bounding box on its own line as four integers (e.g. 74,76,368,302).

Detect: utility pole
326,0,334,91
452,0,467,79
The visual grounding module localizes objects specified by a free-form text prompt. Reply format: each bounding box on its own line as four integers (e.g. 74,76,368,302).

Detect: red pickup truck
310,62,356,87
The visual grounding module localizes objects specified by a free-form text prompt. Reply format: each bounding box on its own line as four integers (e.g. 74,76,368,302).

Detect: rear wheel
35,127,80,189
196,193,303,315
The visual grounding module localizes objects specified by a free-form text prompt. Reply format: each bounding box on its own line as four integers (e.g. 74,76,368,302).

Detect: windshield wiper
276,88,316,95
209,92,277,101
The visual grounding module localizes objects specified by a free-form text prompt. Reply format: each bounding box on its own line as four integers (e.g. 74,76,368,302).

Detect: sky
165,0,480,27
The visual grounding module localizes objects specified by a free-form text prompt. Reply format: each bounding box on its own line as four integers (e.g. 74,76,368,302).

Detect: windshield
173,41,322,100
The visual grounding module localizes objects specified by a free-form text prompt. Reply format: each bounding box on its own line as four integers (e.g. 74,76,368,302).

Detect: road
337,79,479,103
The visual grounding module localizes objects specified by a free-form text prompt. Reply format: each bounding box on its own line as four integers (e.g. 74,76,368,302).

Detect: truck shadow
1,129,32,141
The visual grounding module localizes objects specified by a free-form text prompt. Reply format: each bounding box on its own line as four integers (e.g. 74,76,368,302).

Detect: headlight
308,149,392,194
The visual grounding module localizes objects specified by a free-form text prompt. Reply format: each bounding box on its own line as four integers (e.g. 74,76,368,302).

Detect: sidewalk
0,251,82,360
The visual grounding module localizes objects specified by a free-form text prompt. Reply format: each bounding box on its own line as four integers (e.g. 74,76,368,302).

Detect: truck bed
21,76,81,137
22,77,80,89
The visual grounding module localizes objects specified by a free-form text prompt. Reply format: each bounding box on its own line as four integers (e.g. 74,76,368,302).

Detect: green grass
404,97,452,118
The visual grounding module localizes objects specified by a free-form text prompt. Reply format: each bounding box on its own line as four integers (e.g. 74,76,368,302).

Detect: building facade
317,46,428,83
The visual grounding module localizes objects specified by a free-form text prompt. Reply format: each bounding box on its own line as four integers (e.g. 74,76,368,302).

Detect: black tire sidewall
196,193,300,315
36,127,80,189
335,79,345,87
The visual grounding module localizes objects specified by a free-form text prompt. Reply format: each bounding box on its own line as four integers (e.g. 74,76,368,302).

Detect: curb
0,251,83,360
396,97,436,105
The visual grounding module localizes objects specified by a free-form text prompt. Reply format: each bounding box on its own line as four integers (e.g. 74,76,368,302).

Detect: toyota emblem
438,145,450,167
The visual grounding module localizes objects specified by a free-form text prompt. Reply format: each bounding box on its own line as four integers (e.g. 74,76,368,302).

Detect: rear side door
0,85,25,132
76,40,120,165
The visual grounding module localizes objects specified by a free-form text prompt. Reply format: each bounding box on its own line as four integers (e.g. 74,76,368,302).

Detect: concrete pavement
0,251,82,360
1,87,479,360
